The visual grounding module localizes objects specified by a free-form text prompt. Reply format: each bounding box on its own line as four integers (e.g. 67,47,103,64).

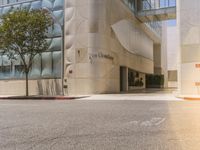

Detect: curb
182,97,200,101
0,96,89,100
175,95,200,101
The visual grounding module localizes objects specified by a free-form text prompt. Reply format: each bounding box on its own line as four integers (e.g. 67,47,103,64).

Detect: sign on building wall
181,62,200,95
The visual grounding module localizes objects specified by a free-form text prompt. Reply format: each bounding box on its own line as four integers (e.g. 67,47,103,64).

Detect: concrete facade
153,22,168,88
64,0,156,95
167,25,178,88
178,0,200,96
161,21,168,88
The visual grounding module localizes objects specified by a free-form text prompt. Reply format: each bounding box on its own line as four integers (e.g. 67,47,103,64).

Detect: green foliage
0,8,52,96
146,74,164,88
0,8,52,72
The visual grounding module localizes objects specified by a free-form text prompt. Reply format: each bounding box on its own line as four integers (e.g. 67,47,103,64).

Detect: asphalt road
0,99,200,150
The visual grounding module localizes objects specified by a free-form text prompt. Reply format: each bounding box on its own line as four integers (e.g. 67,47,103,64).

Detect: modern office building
0,0,171,96
177,0,200,96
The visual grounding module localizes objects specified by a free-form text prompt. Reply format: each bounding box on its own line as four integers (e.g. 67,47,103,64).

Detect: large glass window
0,0,31,6
0,55,12,78
0,52,62,79
52,51,61,77
42,52,52,77
30,54,41,78
0,0,63,80
8,0,17,4
0,0,8,6
1,66,11,77
128,69,145,88
14,65,24,77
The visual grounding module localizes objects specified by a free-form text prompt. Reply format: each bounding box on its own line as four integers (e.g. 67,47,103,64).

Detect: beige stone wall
154,44,161,74
153,23,169,88
64,0,154,95
0,79,61,96
167,26,178,71
161,22,168,87
178,0,200,95
167,25,178,87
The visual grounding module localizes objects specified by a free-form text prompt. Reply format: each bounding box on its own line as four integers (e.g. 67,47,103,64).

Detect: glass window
0,55,2,65
128,69,144,87
49,37,61,51
42,52,52,77
30,54,41,78
0,1,2,5
2,55,11,78
0,65,11,78
0,56,3,78
47,27,53,38
46,38,52,48
42,0,53,10
53,0,63,10
14,65,24,77
18,0,28,2
2,6,12,14
0,0,64,79
12,55,23,78
8,0,17,4
0,8,3,15
30,1,41,10
2,0,8,5
52,23,62,37
128,70,135,86
52,51,61,77
12,4,21,11
21,2,31,9
53,10,64,26
0,66,3,78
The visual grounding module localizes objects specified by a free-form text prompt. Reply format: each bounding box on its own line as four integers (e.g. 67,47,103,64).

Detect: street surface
0,94,200,150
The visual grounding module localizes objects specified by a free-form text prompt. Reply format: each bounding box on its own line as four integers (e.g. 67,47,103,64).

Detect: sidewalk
80,93,183,101
0,88,183,101
80,88,183,101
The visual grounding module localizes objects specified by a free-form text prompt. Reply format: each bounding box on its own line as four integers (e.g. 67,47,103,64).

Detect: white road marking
153,118,166,126
127,117,166,127
141,121,152,127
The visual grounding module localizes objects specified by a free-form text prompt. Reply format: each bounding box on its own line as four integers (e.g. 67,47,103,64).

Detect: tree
0,9,52,96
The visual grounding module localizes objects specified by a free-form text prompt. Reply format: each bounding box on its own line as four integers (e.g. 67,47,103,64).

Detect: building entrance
120,66,127,92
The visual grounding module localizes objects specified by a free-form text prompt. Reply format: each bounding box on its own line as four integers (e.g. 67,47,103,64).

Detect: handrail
140,0,176,11
123,0,162,37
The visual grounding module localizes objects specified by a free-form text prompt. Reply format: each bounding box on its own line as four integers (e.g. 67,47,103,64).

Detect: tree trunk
25,72,29,96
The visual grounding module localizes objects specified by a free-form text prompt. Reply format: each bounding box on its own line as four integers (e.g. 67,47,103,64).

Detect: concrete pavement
1,97,200,150
80,88,182,101
0,88,183,101
80,93,182,101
